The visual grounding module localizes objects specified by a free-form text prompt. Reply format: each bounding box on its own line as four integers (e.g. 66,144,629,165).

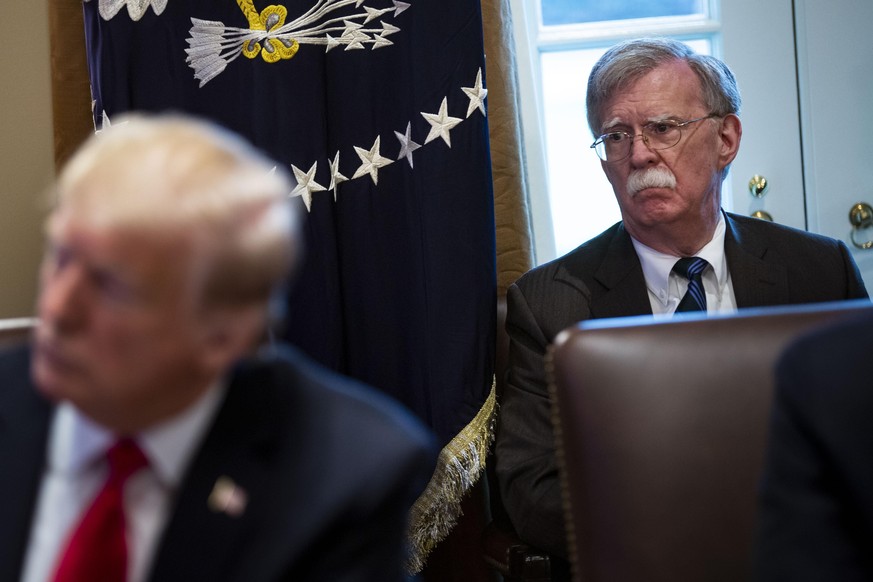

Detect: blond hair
54,114,300,308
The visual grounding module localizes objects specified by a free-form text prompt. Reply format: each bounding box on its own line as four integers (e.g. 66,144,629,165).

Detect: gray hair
586,37,741,136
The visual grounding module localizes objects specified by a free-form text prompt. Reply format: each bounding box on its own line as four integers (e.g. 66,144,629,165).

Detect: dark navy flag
83,0,496,569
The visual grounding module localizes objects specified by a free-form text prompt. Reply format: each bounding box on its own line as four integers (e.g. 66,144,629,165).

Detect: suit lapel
553,215,789,317
147,359,280,582
0,348,52,581
588,224,653,318
724,213,789,308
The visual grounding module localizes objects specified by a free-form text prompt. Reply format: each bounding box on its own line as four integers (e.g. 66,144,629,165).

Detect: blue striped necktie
673,257,709,313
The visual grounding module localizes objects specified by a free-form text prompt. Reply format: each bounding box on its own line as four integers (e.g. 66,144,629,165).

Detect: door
721,0,806,231
794,0,873,289
712,0,873,288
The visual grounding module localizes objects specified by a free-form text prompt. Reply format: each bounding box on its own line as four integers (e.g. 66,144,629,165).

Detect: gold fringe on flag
405,381,497,574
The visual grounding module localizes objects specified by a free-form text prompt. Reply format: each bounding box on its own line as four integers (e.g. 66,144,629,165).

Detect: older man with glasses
494,37,868,573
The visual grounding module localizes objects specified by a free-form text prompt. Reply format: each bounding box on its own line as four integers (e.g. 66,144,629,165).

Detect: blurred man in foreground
0,114,435,582
755,312,873,581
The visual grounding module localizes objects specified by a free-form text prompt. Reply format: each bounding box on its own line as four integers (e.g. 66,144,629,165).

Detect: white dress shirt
20,383,226,582
631,212,738,317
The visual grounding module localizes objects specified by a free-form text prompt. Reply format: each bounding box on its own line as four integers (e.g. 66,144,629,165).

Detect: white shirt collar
631,212,730,308
47,380,228,488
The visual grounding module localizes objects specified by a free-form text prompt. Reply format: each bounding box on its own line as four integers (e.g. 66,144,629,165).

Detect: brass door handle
849,202,873,249
748,175,768,198
751,210,773,222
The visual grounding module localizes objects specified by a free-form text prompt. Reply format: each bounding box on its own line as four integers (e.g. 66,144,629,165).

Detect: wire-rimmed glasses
590,114,719,163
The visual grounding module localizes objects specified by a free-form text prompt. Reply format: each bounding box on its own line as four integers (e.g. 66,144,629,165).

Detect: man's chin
31,354,81,403
31,369,64,403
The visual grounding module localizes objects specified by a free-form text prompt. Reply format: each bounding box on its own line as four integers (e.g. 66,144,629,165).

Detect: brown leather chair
548,300,873,582
0,318,35,349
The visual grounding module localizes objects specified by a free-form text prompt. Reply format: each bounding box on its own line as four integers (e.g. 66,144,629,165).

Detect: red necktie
53,438,149,582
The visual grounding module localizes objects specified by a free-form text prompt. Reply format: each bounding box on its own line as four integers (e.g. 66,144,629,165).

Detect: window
510,0,722,263
541,0,707,26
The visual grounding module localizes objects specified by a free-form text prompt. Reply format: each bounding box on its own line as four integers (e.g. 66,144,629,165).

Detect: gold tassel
405,381,497,574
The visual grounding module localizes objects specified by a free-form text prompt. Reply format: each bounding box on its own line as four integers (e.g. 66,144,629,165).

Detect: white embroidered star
462,68,488,118
329,152,348,200
352,136,393,185
421,97,463,147
394,122,422,168
393,1,411,16
291,162,327,212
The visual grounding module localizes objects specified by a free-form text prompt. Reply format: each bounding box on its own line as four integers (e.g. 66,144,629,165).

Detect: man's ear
198,305,265,373
718,113,742,169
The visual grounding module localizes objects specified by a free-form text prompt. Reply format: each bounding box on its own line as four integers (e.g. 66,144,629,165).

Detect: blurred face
31,211,220,432
597,60,741,251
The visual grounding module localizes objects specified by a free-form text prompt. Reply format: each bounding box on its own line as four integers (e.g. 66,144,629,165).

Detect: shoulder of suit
726,211,825,239
725,211,843,248
0,345,52,425
0,345,35,395
0,343,29,369
233,344,435,450
513,221,623,289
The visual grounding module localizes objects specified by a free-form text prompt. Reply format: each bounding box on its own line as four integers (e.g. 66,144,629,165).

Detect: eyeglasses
590,114,719,163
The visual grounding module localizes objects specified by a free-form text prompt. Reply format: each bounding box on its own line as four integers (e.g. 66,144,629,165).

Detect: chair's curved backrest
548,300,873,582
0,318,36,349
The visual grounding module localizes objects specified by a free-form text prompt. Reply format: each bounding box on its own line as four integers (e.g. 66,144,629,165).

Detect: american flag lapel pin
208,476,248,518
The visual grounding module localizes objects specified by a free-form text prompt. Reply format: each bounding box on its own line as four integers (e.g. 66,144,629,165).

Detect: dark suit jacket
0,343,436,582
495,211,869,559
754,313,873,582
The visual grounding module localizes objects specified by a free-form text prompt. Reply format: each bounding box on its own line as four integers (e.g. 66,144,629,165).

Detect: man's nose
628,133,658,165
38,263,87,332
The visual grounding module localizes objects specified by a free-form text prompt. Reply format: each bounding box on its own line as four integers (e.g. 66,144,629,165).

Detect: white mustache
627,168,677,196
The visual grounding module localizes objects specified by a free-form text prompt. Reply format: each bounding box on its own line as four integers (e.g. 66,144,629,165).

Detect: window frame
508,0,721,264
